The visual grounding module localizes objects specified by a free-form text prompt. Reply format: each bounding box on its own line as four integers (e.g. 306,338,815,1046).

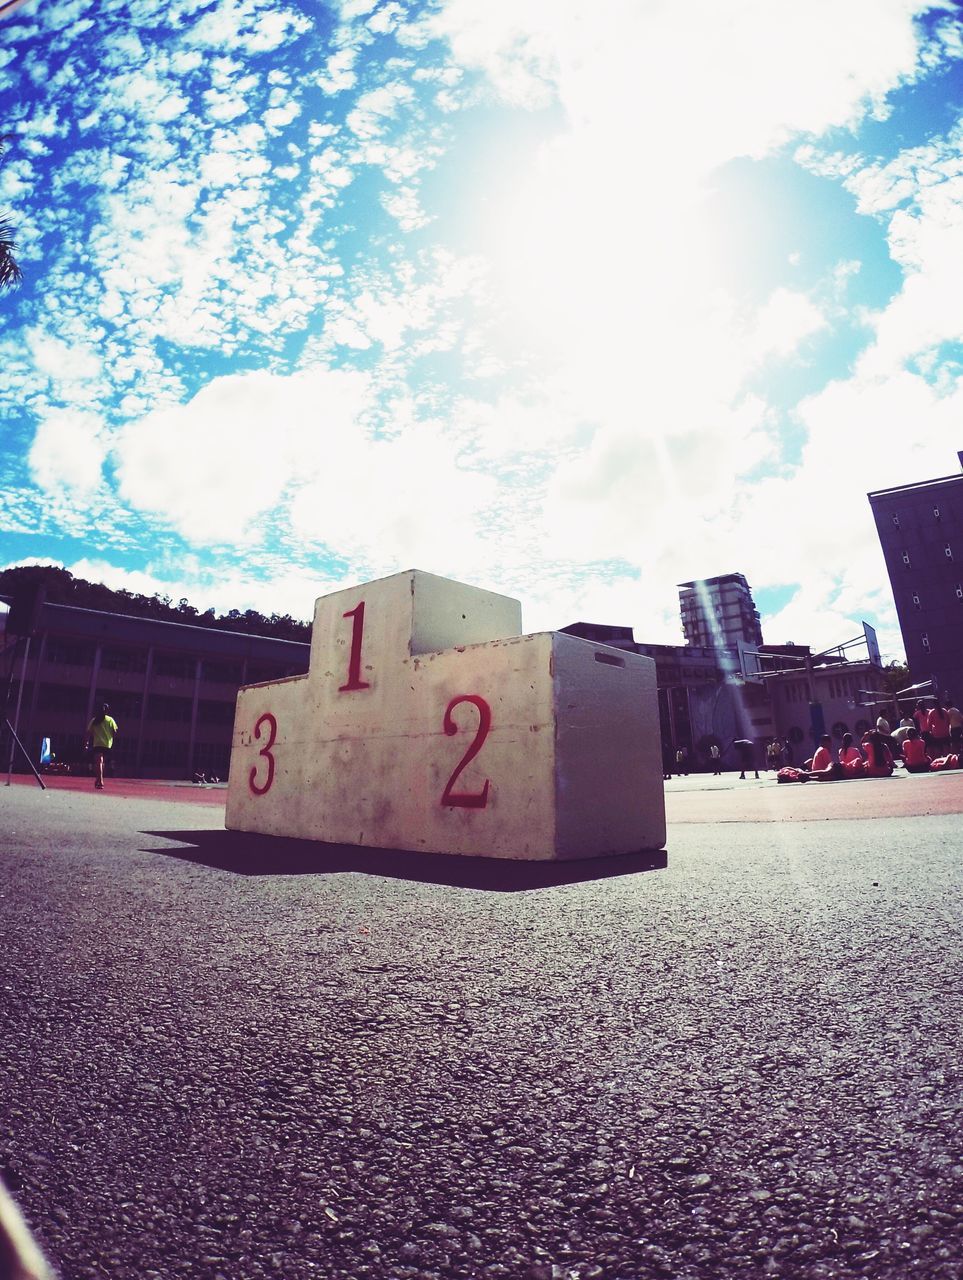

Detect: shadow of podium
141,827,668,891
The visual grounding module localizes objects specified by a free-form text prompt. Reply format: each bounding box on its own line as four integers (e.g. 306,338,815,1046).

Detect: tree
879,659,910,698
0,136,22,293
0,565,310,642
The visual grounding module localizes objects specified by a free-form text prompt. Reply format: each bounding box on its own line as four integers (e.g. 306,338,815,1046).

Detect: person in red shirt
927,701,952,755
861,729,894,777
807,734,843,780
913,699,929,738
838,732,864,776
901,728,931,773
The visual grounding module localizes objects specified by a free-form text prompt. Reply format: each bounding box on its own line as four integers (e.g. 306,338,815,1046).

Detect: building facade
562,620,884,769
677,573,763,650
1,599,309,779
868,456,963,703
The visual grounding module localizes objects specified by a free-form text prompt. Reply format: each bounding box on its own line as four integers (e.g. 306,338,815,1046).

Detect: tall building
677,573,763,650
868,454,963,702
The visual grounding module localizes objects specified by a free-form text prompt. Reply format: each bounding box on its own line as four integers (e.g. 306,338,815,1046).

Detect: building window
35,683,88,713
198,699,236,726
956,584,963,601
934,507,941,521
945,544,953,561
902,551,911,566
101,646,147,674
154,652,196,679
45,637,96,666
147,694,193,723
202,659,244,685
922,633,930,652
891,513,900,529
912,593,921,610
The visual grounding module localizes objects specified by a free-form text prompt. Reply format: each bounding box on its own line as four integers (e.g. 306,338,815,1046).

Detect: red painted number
441,695,492,808
339,601,371,692
249,711,277,796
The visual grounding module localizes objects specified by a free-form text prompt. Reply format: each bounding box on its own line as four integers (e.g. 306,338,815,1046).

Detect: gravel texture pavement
1,779,961,1280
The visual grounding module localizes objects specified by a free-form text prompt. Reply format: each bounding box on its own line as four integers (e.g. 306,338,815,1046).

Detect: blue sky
2,0,962,656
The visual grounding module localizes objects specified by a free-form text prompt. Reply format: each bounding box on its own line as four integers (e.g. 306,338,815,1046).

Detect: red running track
11,770,963,823
8,774,229,806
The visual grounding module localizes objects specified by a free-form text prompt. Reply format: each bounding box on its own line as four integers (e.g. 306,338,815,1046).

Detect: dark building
868,454,963,702
678,573,763,650
1,597,310,779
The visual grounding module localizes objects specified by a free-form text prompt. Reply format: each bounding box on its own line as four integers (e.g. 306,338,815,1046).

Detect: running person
85,703,118,790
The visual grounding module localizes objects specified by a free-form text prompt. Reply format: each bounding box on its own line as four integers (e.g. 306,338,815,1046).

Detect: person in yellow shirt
85,703,118,791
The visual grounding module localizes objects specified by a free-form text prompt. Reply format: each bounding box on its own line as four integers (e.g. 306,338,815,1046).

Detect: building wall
869,470,963,702
766,661,883,762
2,602,309,779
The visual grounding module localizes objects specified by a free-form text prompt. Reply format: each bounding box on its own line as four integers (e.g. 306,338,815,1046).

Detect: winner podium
225,570,665,859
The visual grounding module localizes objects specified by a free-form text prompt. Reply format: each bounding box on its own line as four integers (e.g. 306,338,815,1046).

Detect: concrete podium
225,571,665,859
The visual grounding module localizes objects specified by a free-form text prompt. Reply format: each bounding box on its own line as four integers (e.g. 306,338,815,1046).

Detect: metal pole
5,636,30,786
4,719,45,789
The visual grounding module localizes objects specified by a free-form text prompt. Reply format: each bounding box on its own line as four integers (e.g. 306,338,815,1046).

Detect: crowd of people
785,698,963,782
662,698,962,783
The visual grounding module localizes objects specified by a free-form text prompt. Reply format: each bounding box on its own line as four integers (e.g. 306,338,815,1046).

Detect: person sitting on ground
861,728,894,777
876,713,891,736
806,734,843,780
927,700,952,756
892,716,915,749
838,732,864,776
900,727,931,773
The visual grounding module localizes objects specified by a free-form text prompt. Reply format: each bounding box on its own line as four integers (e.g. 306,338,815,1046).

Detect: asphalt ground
1,773,961,1280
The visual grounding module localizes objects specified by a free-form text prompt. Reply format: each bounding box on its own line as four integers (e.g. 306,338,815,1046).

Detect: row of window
901,545,954,565
910,586,963,607
39,639,300,684
31,684,237,724
783,674,863,704
891,507,946,529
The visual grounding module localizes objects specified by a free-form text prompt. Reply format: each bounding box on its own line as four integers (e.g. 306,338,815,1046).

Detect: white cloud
346,81,416,138
289,419,497,572
114,367,374,544
751,289,828,360
27,329,102,386
28,410,107,497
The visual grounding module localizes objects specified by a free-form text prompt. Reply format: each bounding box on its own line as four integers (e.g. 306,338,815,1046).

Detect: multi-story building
1,597,310,779
677,573,763,650
868,454,963,702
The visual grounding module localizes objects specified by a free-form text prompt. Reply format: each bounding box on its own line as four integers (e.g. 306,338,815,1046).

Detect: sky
1,0,962,658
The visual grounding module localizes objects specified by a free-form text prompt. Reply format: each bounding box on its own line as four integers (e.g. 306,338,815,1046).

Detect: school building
0,595,309,779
